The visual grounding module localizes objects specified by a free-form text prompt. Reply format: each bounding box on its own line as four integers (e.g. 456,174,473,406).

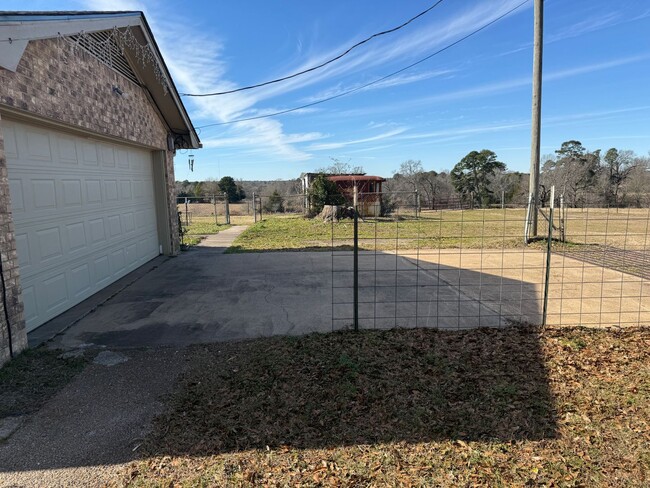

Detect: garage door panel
23,127,53,162
32,179,57,209
66,222,87,252
56,134,79,164
100,144,116,168
8,179,24,212
15,233,30,268
85,179,103,204
2,123,18,159
41,272,68,312
21,286,38,327
70,264,91,298
4,120,161,331
121,212,135,234
35,227,63,262
81,142,99,166
61,179,83,207
93,255,111,286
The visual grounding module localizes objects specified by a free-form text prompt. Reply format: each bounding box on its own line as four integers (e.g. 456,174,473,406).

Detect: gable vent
68,30,140,85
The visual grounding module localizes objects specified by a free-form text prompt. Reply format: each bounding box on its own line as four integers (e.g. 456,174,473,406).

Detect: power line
180,0,447,97
196,0,530,129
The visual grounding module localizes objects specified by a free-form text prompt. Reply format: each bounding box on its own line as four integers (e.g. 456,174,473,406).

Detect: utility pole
528,0,544,238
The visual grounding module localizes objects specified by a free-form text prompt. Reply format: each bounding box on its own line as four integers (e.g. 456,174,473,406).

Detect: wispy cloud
201,131,327,149
498,7,650,57
307,128,408,151
302,69,456,103
329,53,650,120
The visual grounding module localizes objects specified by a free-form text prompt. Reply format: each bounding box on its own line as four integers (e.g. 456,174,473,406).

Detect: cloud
201,131,327,149
307,128,408,151
302,69,456,102
329,53,650,120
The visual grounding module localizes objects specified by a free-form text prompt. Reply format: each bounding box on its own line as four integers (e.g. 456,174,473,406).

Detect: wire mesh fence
326,189,650,331
177,195,233,228
544,202,650,327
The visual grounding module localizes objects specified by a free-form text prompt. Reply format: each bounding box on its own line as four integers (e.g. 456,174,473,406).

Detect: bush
308,174,345,214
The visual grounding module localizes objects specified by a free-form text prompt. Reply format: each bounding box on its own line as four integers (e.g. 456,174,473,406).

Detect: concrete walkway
195,225,248,252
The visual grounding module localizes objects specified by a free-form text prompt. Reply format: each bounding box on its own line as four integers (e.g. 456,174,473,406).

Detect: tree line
176,176,246,202
388,141,650,209
540,141,649,208
176,140,650,210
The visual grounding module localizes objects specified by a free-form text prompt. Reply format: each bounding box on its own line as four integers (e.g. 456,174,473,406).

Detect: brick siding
0,37,182,365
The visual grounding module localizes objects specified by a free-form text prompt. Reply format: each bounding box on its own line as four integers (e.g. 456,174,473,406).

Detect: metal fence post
184,197,189,227
224,191,230,225
353,204,359,332
213,195,218,226
542,185,555,327
253,192,257,222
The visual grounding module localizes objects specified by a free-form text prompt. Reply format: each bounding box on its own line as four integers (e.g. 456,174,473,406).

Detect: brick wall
0,37,182,364
0,114,28,366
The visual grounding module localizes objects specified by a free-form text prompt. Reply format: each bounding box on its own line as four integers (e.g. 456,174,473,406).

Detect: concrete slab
47,250,335,349
36,243,648,351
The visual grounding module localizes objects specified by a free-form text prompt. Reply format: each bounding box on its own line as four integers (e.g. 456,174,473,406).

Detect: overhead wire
196,0,530,129
180,0,447,97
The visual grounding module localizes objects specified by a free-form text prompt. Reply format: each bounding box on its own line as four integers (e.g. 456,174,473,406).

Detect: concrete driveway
39,229,334,350
33,230,545,351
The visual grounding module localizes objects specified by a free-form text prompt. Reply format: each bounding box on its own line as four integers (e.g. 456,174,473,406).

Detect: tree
545,140,600,207
317,157,364,175
602,148,635,207
203,178,220,197
489,169,522,207
450,150,506,208
624,157,650,207
193,182,204,198
218,176,245,202
398,160,424,193
264,190,285,213
308,174,345,214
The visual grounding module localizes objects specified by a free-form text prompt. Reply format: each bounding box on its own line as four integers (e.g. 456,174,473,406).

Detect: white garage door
2,120,160,331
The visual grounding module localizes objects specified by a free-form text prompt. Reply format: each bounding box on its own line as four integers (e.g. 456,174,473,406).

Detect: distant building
301,172,386,217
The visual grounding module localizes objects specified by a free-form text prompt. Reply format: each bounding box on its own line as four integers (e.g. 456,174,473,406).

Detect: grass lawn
120,326,649,487
227,209,650,253
183,217,232,236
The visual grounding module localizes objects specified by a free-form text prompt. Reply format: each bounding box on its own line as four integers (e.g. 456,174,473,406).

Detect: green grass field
227,208,650,253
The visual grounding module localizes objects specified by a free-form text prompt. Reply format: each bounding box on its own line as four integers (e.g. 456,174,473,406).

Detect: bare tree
601,148,636,207
623,157,650,207
398,159,424,193
317,157,364,175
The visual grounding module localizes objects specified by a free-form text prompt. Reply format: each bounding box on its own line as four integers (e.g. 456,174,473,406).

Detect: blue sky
6,0,650,180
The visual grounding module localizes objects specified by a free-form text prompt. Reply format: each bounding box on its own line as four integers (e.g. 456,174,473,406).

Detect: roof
328,175,386,182
0,11,200,149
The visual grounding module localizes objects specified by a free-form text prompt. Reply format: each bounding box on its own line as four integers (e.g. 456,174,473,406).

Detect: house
0,11,200,365
301,172,386,217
